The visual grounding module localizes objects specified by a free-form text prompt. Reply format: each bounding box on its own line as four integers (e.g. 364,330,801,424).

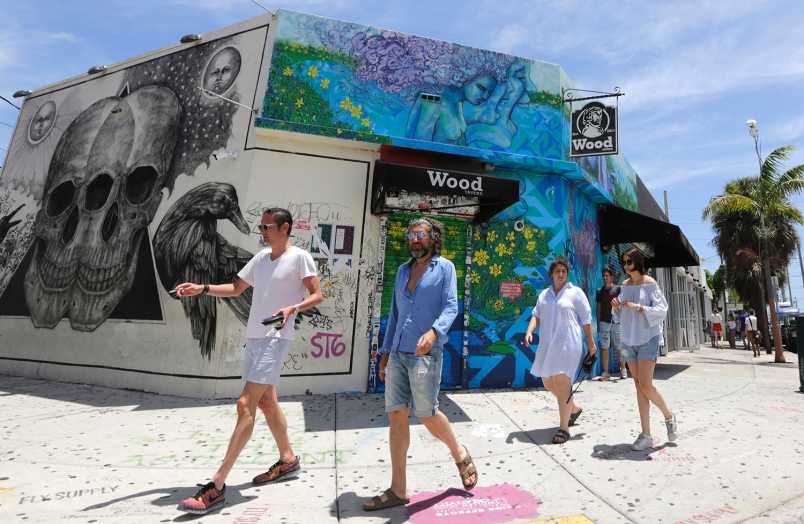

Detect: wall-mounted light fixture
212,150,238,161
12,90,31,98
180,34,202,44
87,66,108,75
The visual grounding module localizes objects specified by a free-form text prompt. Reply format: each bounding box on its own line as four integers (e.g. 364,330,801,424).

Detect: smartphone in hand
261,314,284,327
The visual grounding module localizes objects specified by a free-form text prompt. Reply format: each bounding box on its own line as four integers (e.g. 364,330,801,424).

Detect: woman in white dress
611,248,677,451
524,256,596,444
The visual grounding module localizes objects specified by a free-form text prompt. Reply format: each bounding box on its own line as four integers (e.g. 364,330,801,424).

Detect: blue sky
2,0,804,305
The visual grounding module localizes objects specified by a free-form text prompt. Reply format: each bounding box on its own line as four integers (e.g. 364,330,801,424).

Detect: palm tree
703,145,804,363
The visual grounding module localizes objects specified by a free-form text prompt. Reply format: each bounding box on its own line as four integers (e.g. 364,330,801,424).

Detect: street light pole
746,119,785,361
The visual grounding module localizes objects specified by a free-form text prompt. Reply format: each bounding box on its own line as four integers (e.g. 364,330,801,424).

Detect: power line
0,121,13,127
0,95,20,110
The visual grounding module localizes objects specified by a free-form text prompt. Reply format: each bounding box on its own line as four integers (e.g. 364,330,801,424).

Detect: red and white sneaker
178,482,225,514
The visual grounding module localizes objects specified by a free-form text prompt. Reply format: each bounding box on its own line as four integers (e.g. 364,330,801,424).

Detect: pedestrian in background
747,309,760,356
739,309,748,349
525,255,596,445
595,265,626,380
364,217,477,512
611,248,677,451
710,308,724,349
727,313,737,349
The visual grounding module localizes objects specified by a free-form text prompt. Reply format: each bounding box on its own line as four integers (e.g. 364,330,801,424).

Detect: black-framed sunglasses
406,231,427,240
622,259,634,267
261,223,279,231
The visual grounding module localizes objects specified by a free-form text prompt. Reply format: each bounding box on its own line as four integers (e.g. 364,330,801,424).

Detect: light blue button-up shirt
379,255,458,354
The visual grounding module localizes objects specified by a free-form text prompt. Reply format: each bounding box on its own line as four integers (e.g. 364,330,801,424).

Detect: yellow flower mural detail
362,117,371,127
474,250,489,266
523,227,533,239
307,65,319,78
442,248,453,260
474,230,482,241
488,230,498,242
489,263,502,277
349,103,363,119
470,272,480,284
320,78,330,89
295,98,304,108
506,231,515,241
340,97,354,110
282,66,293,76
493,299,505,311
527,240,536,251
495,242,507,256
448,225,461,236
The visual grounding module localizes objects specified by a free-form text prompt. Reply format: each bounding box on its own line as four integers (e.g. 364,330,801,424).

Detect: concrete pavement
1,344,803,524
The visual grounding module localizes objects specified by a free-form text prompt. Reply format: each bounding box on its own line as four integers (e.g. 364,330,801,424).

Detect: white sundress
529,282,592,378
615,282,668,347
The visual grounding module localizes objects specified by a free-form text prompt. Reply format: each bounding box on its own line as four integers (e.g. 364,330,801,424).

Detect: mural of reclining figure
405,74,497,145
24,86,182,331
465,59,537,149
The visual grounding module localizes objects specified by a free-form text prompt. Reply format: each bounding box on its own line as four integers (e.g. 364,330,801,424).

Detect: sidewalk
1,344,803,523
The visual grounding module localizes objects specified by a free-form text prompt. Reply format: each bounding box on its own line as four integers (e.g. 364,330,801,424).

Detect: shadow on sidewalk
591,442,676,461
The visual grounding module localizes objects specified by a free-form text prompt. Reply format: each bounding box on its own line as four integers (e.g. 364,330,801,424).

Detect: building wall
0,15,380,398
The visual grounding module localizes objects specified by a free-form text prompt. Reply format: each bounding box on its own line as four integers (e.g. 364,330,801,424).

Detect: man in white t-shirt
174,207,323,515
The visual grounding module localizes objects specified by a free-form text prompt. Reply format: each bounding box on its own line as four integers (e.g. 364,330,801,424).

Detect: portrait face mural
203,47,242,95
28,101,58,144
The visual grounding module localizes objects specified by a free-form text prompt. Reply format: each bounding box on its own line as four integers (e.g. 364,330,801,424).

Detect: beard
408,243,431,259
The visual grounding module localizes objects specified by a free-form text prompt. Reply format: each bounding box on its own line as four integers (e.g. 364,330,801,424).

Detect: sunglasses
622,259,634,267
261,223,279,231
406,231,427,240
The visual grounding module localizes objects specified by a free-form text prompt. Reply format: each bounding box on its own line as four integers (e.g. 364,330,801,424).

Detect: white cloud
31,31,77,43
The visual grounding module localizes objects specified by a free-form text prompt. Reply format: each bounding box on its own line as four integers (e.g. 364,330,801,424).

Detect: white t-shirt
238,246,317,340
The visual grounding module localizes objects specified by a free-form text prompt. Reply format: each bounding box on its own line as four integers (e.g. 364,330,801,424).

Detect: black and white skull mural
24,86,182,331
1,35,249,350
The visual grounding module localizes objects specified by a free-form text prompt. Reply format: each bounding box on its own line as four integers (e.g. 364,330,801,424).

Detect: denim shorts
384,347,443,418
243,337,292,385
621,335,661,363
599,321,621,350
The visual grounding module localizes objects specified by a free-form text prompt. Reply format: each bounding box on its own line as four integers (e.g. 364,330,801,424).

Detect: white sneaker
631,433,654,451
619,367,627,379
665,413,678,441
600,371,610,380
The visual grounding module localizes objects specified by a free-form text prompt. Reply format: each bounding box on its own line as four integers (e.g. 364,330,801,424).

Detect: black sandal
552,429,570,444
569,407,583,427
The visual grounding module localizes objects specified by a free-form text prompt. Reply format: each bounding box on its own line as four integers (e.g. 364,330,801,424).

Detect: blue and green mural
464,170,604,388
257,10,637,211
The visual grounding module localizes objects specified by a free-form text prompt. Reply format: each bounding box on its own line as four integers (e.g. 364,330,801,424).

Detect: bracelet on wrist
203,283,209,294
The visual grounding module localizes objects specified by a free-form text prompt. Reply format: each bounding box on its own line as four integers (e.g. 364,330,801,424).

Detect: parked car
769,304,799,353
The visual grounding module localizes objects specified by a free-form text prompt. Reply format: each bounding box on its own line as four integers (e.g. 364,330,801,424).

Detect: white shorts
243,337,292,385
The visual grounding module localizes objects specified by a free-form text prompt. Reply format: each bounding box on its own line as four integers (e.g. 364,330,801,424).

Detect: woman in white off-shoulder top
611,247,678,451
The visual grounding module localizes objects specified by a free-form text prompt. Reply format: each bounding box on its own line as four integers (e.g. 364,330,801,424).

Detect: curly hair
549,255,570,275
406,217,444,255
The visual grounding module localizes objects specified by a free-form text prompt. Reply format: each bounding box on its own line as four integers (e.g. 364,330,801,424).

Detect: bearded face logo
24,86,182,331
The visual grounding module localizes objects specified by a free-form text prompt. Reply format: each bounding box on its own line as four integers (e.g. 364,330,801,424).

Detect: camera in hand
261,314,284,327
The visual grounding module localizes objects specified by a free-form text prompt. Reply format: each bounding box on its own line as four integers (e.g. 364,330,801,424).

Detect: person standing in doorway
174,207,323,515
525,255,596,444
611,248,677,451
710,308,724,349
364,217,478,512
595,266,625,380
747,309,760,356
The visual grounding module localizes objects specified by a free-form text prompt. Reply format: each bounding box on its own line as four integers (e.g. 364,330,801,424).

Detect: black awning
371,162,520,224
598,204,699,268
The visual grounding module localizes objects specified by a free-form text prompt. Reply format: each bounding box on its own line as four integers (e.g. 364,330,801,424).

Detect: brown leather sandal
456,445,479,491
363,488,409,511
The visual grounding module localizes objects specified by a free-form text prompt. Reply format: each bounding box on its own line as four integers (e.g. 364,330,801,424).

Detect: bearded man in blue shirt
363,217,478,511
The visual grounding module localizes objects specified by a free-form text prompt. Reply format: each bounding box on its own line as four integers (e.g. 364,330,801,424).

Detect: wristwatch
293,304,301,315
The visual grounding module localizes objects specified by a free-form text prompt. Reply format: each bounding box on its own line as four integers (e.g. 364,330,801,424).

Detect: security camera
212,150,238,160
513,220,525,232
